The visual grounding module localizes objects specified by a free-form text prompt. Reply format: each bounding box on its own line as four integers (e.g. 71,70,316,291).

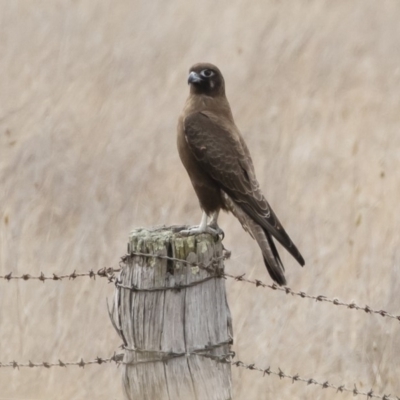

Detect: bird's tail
222,192,286,285
249,223,286,286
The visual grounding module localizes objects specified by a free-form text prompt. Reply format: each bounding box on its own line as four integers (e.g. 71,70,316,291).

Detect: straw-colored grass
1,1,400,398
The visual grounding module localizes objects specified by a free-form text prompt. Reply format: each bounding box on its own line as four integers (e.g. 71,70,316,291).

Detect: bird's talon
178,226,222,238
208,223,224,239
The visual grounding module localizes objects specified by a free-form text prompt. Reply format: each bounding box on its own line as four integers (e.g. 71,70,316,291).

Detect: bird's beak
188,71,202,84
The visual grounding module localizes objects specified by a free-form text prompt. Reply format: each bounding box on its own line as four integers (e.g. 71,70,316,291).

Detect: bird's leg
180,211,220,236
198,211,208,231
208,210,224,238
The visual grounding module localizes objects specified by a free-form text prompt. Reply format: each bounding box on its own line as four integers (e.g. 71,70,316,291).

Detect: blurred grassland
1,0,400,399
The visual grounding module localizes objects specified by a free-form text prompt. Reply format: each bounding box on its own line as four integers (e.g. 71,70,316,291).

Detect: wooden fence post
110,226,233,400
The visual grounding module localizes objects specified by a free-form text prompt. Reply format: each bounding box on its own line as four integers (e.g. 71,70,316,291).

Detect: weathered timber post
111,226,233,400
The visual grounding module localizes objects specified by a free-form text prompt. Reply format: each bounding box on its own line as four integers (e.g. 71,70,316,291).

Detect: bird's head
187,63,225,97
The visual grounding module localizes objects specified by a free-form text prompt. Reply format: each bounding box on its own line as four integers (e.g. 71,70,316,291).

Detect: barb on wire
0,267,120,283
124,250,400,323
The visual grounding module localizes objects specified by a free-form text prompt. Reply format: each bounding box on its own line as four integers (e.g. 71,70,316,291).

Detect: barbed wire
0,250,224,283
0,267,120,283
123,250,400,323
1,249,399,323
1,236,398,399
223,272,400,322
0,354,122,369
1,351,397,400
229,358,399,400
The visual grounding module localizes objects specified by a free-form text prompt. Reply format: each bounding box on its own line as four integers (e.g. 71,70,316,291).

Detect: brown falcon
177,62,305,285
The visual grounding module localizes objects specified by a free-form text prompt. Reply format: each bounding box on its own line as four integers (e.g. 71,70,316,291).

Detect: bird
177,62,305,285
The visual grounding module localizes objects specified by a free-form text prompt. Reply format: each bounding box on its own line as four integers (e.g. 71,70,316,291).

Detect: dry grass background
1,0,400,399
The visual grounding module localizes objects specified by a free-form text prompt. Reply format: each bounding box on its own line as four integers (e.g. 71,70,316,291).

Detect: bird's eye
200,69,214,78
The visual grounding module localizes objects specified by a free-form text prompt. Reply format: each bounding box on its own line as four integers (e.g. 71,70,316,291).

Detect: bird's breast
176,115,225,214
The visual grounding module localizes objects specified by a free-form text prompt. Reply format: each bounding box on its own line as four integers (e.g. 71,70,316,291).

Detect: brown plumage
177,62,305,285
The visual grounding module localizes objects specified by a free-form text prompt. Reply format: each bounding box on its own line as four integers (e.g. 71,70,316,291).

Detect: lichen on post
110,225,233,400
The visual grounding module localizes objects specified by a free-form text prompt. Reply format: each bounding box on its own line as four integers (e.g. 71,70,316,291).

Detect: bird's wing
222,191,286,285
184,111,304,266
